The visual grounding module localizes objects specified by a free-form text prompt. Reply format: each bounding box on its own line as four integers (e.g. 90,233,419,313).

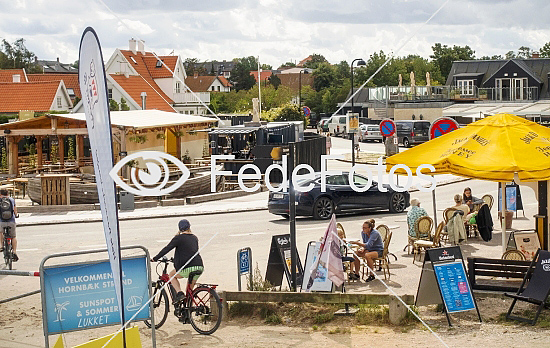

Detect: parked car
360,124,383,142
395,120,430,147
318,118,330,133
268,173,410,220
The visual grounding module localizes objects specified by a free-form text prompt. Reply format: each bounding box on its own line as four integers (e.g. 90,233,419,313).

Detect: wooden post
76,135,84,167
176,134,182,160
58,135,65,165
7,136,19,176
36,136,43,172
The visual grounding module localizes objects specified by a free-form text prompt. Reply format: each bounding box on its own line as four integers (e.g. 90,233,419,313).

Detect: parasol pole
501,183,507,254
432,176,438,228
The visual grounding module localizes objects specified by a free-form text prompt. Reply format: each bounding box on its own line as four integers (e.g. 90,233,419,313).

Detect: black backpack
0,197,13,221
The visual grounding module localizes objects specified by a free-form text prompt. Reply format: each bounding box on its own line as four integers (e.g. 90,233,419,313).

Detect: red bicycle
144,257,222,335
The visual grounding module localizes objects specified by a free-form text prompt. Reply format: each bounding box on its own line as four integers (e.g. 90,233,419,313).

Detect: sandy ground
1,295,549,348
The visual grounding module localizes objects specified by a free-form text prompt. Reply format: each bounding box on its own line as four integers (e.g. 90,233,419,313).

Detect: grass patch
356,304,390,325
265,314,282,324
312,325,319,331
313,313,334,324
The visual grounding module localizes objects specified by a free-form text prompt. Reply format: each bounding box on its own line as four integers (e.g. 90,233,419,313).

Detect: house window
156,60,163,68
57,97,62,108
212,86,215,91
175,82,181,94
217,86,220,91
457,80,474,95
67,88,75,97
224,71,230,78
190,110,194,115
108,88,113,100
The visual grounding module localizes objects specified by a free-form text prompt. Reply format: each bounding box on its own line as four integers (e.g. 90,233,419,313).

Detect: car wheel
389,192,406,213
403,138,410,148
313,197,334,220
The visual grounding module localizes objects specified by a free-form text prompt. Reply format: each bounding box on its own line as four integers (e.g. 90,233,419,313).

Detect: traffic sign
429,117,459,140
379,119,396,137
302,106,311,117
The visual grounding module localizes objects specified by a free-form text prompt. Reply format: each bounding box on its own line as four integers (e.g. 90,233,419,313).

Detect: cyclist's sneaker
12,253,18,262
174,291,185,304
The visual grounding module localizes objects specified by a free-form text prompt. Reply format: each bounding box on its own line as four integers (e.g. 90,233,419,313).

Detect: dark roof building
446,58,550,101
184,60,236,78
36,58,78,74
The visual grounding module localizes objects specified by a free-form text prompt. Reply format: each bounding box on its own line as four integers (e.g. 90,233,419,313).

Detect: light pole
350,58,366,166
299,69,308,106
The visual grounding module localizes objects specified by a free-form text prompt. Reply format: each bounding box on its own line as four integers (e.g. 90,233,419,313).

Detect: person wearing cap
152,219,204,303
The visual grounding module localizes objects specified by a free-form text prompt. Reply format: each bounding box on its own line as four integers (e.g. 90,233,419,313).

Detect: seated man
407,198,428,238
350,220,384,282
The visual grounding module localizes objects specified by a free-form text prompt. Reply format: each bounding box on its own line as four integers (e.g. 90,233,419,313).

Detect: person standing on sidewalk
0,189,18,261
326,135,332,155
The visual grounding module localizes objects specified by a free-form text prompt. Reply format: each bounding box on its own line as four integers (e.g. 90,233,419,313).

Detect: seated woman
407,198,428,238
452,194,470,223
350,220,384,282
462,187,484,213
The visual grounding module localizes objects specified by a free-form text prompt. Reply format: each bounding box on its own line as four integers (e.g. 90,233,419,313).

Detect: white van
328,115,348,137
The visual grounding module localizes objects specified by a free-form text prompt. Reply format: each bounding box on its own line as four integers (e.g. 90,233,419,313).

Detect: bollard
389,295,408,325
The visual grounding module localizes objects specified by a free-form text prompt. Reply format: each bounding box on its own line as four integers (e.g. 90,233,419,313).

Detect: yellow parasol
386,113,550,182
386,113,550,252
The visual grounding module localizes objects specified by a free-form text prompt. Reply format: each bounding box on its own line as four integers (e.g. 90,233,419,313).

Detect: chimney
129,38,137,55
532,52,540,59
57,57,60,63
141,92,147,110
194,71,198,78
137,40,145,55
12,74,20,83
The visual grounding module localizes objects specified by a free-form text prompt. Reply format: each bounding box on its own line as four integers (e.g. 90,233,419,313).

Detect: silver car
360,124,383,142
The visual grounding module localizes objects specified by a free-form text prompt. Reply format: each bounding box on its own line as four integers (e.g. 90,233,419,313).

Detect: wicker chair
406,216,433,254
482,194,494,210
441,208,458,245
377,224,390,242
374,231,393,280
502,249,526,261
413,222,444,263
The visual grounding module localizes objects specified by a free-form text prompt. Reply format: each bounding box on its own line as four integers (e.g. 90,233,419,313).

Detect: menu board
433,261,476,313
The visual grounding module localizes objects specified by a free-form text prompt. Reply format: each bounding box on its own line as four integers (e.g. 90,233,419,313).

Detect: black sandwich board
416,246,481,326
265,234,304,289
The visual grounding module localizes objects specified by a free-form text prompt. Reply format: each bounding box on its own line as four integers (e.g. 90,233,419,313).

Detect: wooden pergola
0,110,217,176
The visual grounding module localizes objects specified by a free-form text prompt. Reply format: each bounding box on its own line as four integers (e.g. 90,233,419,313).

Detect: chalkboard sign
416,246,481,326
498,182,523,212
265,234,304,289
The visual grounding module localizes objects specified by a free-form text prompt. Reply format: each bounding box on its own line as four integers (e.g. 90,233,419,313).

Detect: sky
1,0,549,68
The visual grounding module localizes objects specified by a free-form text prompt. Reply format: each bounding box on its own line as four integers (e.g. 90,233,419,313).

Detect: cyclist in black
0,189,18,261
152,219,203,302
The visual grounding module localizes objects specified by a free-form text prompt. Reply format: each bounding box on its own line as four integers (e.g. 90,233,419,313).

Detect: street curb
17,205,268,227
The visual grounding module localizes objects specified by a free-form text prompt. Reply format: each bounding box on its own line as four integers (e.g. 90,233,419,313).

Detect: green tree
275,103,308,125
229,57,257,91
540,42,550,58
303,54,328,69
517,46,532,59
479,55,503,60
279,62,296,68
120,98,130,111
430,43,475,79
268,74,281,89
71,60,79,69
505,50,516,59
109,99,119,111
312,62,336,91
184,58,207,76
0,38,41,72
260,63,272,70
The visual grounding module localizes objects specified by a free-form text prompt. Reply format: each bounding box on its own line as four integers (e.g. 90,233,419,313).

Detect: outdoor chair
413,222,444,264
373,231,393,280
337,223,355,282
505,249,550,325
405,216,433,254
442,208,458,244
482,194,494,210
376,224,397,265
502,249,526,261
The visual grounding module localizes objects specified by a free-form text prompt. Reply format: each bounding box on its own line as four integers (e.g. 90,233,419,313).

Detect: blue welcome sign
42,256,150,334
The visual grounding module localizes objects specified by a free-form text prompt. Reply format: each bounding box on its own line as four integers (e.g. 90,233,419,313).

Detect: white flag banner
78,27,124,322
305,215,344,291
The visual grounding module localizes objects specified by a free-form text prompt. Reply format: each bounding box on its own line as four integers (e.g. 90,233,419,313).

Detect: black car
268,173,410,220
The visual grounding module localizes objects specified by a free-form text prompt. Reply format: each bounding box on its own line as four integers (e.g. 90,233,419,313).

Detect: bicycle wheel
189,287,222,335
144,283,169,329
4,241,12,270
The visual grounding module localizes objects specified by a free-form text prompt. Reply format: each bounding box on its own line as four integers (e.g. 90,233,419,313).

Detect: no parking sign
379,119,396,137
429,117,459,140
302,106,311,117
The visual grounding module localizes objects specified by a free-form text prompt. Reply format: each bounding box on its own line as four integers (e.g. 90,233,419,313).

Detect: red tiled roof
27,73,81,98
218,76,231,88
141,55,178,78
0,81,62,112
250,70,273,82
0,69,27,83
184,75,216,92
110,74,176,112
119,50,174,103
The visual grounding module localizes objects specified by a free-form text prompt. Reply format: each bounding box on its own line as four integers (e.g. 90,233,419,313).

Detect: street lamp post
350,58,366,166
299,69,308,106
